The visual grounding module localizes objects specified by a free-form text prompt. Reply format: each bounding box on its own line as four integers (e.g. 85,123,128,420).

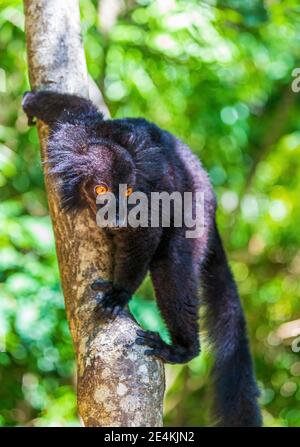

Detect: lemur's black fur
22,91,262,426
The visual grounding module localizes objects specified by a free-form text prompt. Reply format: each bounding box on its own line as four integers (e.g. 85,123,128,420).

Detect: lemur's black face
80,143,136,217
45,123,136,214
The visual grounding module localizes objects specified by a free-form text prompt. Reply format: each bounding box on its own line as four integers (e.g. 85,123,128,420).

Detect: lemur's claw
28,116,36,126
135,330,164,348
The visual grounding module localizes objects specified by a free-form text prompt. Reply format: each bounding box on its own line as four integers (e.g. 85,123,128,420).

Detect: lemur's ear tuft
45,122,97,212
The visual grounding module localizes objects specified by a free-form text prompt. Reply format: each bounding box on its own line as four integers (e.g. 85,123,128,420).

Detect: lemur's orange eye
126,187,133,197
95,184,109,195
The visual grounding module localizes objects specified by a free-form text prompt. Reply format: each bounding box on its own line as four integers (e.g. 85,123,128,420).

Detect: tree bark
23,0,165,427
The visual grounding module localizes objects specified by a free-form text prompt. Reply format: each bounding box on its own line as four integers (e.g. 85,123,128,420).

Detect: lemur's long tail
201,225,262,427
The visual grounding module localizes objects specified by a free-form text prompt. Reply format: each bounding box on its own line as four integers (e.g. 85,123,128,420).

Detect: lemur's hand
91,279,131,318
22,91,37,126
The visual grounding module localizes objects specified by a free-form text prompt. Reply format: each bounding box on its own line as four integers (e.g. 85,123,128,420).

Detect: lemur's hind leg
136,229,203,364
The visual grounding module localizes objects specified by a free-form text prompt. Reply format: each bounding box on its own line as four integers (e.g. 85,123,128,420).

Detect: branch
23,0,164,427
98,0,125,35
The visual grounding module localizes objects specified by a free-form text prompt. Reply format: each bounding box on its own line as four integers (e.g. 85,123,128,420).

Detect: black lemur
22,90,262,427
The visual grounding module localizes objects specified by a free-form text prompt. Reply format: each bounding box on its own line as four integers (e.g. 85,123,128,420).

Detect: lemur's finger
91,278,113,291
136,329,160,340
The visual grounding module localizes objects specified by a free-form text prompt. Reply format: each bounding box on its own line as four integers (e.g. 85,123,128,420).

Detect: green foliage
1,0,300,426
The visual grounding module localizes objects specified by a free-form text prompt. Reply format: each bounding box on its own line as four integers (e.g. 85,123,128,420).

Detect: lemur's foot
135,329,198,364
95,286,131,318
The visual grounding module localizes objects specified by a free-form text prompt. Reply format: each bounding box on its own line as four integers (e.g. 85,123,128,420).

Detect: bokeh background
1,0,300,427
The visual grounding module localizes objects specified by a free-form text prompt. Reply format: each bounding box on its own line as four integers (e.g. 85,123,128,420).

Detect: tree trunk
23,0,165,427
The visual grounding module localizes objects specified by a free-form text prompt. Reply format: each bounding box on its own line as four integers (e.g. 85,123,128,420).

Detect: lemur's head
47,123,136,215
79,142,136,216
22,90,162,225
